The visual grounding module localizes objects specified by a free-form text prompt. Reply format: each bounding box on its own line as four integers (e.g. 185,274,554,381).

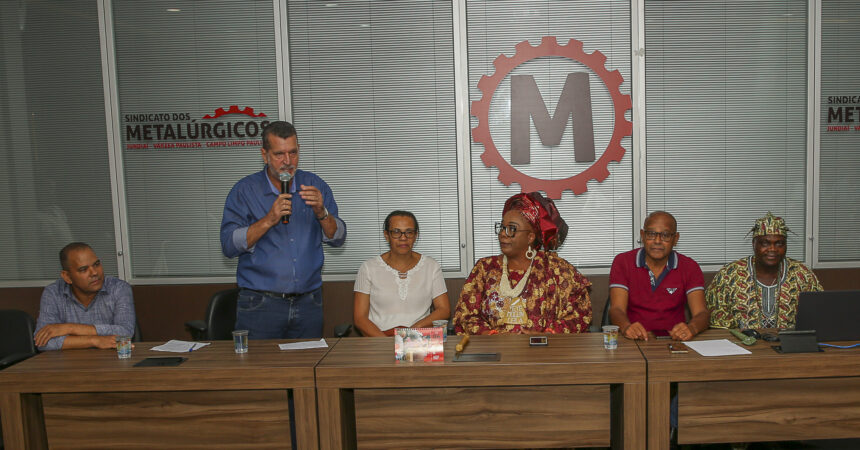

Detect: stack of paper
279,338,328,351
684,339,752,356
151,340,211,352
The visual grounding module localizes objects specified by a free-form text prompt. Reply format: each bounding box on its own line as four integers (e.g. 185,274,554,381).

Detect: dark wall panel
1,268,858,341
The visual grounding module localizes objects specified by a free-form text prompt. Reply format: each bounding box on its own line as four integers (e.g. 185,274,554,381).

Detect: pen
188,343,196,352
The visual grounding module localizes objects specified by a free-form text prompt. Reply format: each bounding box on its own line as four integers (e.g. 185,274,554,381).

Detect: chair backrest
0,310,37,358
589,296,613,332
601,296,612,327
205,288,240,340
132,318,143,342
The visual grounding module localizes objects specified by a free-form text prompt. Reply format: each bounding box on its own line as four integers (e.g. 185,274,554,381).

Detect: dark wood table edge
637,331,860,450
0,338,343,450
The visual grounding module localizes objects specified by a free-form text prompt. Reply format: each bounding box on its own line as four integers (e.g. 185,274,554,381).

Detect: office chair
334,323,353,337
0,309,38,370
132,318,143,342
0,310,39,449
601,296,612,327
588,296,612,332
185,288,240,340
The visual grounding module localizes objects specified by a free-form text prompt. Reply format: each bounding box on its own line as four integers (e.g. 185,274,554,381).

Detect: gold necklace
498,255,534,298
498,255,533,325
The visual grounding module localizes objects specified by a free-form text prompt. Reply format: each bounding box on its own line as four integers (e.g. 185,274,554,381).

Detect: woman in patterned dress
453,192,592,335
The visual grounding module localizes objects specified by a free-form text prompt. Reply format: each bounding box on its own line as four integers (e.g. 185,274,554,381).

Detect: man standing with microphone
221,121,346,339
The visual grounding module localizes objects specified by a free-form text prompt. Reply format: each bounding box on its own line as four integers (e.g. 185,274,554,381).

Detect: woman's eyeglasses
387,229,417,239
495,222,531,237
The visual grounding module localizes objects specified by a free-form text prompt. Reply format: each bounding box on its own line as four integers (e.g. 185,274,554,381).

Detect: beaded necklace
498,255,534,325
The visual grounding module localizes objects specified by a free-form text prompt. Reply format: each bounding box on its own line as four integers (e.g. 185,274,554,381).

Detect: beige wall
3,267,859,341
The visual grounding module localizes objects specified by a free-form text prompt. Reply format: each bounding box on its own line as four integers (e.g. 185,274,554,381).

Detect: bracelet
316,207,329,221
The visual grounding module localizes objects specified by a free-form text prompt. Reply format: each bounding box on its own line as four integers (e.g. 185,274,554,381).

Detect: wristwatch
316,207,329,221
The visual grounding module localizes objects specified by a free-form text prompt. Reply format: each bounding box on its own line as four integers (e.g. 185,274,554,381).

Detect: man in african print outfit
707,212,822,329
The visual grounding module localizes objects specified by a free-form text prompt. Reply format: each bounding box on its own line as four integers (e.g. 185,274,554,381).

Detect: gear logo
471,36,632,198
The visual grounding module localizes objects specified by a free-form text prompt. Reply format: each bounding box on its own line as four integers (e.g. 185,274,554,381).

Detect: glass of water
232,330,249,354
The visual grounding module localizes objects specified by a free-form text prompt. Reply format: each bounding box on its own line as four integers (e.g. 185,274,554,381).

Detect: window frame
5,0,859,289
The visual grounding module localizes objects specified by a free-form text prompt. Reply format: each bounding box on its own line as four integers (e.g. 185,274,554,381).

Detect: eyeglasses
387,229,417,239
495,222,532,237
643,230,676,241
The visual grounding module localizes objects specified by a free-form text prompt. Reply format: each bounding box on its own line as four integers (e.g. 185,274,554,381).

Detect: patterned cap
750,211,789,237
503,192,568,251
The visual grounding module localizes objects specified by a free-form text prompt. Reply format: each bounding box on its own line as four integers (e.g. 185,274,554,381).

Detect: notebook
795,290,860,342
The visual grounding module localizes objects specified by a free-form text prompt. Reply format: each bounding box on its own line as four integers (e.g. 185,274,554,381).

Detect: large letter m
510,73,595,165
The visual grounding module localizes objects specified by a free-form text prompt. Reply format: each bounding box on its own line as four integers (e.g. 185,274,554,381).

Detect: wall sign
826,96,860,132
123,105,270,150
471,37,632,198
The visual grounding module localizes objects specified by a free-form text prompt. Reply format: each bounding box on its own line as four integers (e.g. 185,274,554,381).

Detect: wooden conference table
315,334,646,450
7,331,856,449
640,329,860,449
0,339,329,449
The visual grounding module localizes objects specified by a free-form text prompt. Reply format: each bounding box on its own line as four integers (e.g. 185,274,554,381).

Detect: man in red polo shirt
608,211,710,341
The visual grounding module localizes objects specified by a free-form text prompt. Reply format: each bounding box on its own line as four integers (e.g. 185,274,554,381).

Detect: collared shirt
609,248,704,332
220,167,346,294
35,276,136,351
640,248,677,291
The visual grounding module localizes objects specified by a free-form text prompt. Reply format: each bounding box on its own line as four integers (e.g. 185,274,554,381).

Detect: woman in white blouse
353,211,450,336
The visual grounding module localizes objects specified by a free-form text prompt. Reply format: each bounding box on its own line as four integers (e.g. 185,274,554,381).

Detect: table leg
0,392,48,450
612,382,646,450
625,382,646,450
317,388,355,450
648,381,671,450
293,388,319,449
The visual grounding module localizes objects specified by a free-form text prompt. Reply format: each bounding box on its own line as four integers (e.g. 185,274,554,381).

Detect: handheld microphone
279,172,292,224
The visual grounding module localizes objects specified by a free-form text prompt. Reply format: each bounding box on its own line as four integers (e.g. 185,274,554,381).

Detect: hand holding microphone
279,172,293,224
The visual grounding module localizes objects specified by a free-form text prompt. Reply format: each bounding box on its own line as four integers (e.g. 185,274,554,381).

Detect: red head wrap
502,192,568,251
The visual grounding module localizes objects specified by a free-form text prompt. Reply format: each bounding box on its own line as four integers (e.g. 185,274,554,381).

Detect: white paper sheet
684,339,752,356
279,338,328,351
151,340,211,353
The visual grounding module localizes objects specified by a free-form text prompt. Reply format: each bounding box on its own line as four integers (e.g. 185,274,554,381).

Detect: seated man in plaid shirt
34,242,136,351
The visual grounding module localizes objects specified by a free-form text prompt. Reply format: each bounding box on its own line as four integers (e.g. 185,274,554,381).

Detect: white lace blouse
354,254,448,331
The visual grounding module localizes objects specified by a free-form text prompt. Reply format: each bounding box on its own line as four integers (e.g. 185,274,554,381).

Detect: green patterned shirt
706,256,822,329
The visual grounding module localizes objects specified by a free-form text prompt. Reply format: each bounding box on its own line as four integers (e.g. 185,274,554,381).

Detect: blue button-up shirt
35,276,136,351
220,167,346,294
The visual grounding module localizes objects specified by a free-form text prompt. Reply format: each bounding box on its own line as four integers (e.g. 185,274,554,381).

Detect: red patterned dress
453,251,592,334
